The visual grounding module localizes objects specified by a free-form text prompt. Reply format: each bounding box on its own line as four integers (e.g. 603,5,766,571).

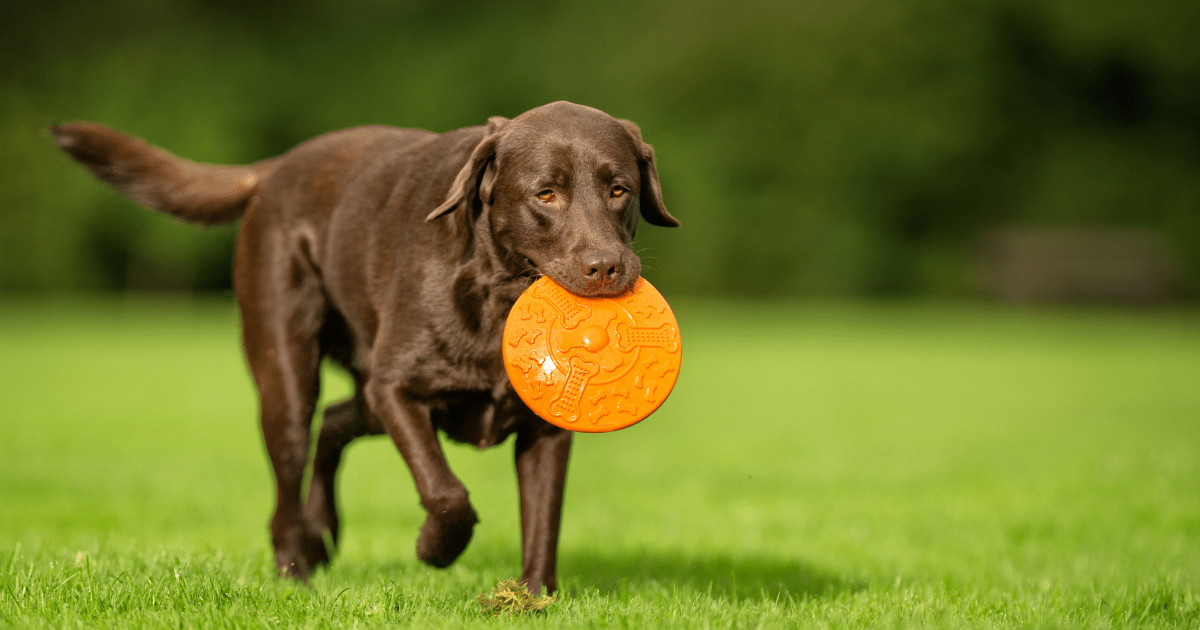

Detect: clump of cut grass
477,578,555,617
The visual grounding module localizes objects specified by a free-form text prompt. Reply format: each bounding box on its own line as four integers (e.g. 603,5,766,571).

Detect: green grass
1,297,1198,628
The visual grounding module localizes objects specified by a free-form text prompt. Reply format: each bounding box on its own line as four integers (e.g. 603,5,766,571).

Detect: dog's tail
53,122,280,224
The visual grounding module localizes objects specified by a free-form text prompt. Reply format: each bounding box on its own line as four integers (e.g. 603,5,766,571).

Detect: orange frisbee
503,276,682,432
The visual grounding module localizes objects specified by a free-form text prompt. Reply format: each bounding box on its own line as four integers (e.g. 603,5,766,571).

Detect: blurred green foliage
3,0,1198,296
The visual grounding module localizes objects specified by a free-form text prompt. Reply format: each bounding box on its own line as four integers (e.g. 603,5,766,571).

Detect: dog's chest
431,386,529,447
418,281,538,446
388,273,519,391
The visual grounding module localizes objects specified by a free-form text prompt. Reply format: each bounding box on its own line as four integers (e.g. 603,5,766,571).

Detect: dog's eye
611,186,628,199
537,190,556,203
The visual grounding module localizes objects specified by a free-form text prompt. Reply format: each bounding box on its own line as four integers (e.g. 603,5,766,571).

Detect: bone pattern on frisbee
502,276,681,432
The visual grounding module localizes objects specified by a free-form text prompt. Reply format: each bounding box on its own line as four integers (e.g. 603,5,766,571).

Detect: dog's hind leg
304,393,380,553
235,220,330,580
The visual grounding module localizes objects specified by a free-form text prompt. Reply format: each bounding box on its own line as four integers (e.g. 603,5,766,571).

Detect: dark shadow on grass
561,550,861,600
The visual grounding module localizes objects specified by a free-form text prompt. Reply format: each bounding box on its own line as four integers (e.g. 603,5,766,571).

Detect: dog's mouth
517,252,640,298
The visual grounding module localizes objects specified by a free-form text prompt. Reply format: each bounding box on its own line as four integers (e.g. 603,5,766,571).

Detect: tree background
3,0,1198,298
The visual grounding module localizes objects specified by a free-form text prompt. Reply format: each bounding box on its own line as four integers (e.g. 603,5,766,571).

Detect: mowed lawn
0,297,1197,628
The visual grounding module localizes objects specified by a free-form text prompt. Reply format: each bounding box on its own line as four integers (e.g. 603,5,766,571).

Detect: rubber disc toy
503,276,682,432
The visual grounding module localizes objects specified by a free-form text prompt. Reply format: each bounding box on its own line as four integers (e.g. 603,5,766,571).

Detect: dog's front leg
515,423,573,595
365,381,478,567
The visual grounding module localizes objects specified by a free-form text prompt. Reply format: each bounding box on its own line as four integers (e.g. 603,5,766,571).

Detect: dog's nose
581,251,622,286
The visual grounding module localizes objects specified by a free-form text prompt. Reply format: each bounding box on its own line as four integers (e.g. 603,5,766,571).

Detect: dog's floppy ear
426,116,510,222
619,120,680,228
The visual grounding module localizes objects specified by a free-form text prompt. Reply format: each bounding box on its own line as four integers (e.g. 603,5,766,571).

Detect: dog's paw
521,574,558,598
275,548,311,581
273,522,332,581
300,524,333,570
302,491,340,549
416,501,478,568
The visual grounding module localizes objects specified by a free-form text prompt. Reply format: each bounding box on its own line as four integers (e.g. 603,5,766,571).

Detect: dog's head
427,101,678,298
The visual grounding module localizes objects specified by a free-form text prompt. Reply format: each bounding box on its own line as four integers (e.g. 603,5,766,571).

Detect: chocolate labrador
54,101,678,594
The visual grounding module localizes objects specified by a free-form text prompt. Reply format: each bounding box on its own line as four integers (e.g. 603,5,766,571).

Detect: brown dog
54,101,678,594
